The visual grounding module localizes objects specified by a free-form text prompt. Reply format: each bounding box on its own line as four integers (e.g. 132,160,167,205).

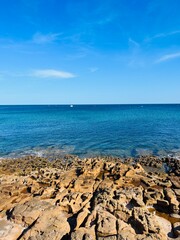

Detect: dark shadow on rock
17,218,38,240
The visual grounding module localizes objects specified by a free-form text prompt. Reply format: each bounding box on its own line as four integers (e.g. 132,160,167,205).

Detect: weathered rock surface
0,218,24,240
0,155,179,239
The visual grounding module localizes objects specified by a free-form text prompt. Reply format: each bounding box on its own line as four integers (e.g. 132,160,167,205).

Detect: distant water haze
0,104,180,159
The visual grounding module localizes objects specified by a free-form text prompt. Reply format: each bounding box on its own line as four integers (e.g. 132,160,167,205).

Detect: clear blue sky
0,0,180,104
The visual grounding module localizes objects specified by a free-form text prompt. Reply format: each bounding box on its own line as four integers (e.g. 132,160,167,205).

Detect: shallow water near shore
1,104,180,158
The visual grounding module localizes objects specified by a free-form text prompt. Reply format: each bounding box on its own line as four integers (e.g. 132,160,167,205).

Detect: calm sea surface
0,104,180,158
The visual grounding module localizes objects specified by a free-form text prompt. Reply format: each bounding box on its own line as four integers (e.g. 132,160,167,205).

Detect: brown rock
170,176,180,188
71,226,96,240
117,219,136,240
12,199,51,226
21,207,70,239
130,208,161,234
0,217,24,240
97,209,117,237
76,204,90,229
0,155,179,240
173,222,180,238
157,199,169,207
164,188,179,214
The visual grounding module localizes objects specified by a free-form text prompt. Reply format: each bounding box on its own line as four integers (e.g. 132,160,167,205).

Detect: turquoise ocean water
0,104,180,159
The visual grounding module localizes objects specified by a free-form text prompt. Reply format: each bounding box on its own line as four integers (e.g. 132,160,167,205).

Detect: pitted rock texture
0,156,179,240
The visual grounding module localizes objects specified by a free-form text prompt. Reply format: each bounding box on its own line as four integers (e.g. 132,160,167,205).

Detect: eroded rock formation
0,156,179,239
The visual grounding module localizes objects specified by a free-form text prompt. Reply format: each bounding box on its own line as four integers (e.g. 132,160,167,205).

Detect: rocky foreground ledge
0,155,179,240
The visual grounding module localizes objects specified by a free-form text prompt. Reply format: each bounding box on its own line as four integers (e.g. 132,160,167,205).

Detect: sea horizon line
0,103,180,106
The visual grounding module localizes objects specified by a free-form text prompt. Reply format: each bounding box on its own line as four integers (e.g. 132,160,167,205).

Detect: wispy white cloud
127,38,144,68
0,69,76,79
89,67,99,73
156,52,180,63
31,69,76,78
0,32,62,50
146,30,180,42
32,32,62,44
128,59,145,68
128,38,140,48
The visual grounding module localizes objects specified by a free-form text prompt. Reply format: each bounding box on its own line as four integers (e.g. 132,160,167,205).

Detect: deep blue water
0,104,180,158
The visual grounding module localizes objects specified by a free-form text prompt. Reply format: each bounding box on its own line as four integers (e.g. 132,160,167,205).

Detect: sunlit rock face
0,155,179,239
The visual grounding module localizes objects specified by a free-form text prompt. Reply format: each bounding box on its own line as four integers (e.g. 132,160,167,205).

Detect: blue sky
0,0,180,104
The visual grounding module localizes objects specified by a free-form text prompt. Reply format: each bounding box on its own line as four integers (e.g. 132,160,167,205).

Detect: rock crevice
0,155,179,240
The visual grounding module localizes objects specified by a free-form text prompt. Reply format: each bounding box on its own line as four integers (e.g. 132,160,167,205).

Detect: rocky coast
0,155,179,240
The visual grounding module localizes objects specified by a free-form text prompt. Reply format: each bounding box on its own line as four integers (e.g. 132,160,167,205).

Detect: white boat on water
70,104,73,108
